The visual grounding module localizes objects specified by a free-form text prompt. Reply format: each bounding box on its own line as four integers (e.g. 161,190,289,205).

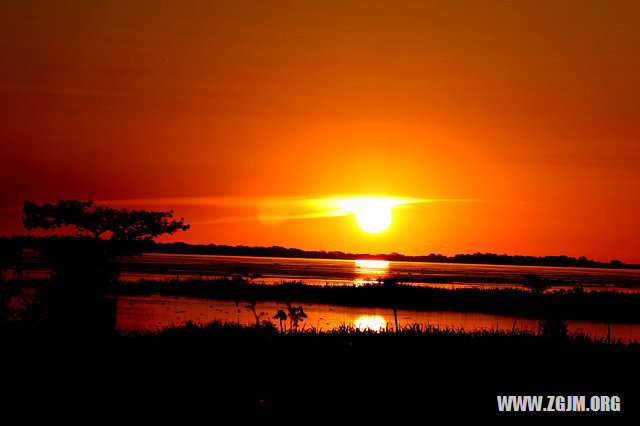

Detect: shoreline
104,277,640,323
5,236,639,269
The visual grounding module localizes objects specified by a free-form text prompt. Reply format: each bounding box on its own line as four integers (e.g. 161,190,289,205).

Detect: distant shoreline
147,242,640,270
2,236,638,269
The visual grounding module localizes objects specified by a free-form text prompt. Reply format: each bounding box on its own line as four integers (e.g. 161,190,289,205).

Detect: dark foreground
5,322,640,421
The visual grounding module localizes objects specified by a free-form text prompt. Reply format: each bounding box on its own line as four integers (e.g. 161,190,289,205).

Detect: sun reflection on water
355,259,390,270
353,259,389,286
354,315,387,331
354,259,390,286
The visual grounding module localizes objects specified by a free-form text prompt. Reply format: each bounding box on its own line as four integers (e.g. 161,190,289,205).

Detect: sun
352,199,393,233
334,196,420,235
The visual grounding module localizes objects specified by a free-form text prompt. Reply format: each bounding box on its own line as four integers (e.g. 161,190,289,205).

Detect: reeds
108,276,640,322
121,318,639,351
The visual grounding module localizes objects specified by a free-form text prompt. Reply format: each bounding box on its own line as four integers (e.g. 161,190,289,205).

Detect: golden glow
5,2,640,263
354,259,390,269
354,259,391,286
336,197,416,234
356,205,392,233
354,315,387,331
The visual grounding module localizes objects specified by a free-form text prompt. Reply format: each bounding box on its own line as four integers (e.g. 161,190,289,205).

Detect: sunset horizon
2,1,639,420
3,192,637,264
2,1,640,263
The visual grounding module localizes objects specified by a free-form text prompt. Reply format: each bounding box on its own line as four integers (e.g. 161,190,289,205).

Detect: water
117,253,640,291
110,254,640,342
114,294,640,343
14,252,640,341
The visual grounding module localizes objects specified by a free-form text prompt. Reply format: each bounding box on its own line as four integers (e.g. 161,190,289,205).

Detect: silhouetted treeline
117,242,637,268
1,236,635,269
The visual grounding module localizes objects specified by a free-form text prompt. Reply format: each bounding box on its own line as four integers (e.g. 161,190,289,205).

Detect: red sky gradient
1,1,639,262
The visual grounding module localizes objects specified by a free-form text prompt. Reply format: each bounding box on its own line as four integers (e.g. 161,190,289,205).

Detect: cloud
98,194,478,225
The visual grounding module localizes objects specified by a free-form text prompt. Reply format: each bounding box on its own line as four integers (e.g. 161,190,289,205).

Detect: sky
1,1,639,262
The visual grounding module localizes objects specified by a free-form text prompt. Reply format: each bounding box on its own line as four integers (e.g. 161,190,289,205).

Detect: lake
111,254,640,342
114,294,640,343
15,252,640,341
115,253,640,291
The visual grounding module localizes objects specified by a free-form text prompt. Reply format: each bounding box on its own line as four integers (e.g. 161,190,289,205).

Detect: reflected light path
114,296,640,342
355,315,387,331
355,259,390,270
354,259,390,286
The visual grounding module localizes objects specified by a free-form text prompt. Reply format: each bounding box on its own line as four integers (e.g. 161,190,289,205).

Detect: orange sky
1,1,639,262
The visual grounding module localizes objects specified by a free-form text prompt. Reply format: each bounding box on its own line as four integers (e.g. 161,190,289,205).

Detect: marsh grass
110,276,640,322
122,318,638,352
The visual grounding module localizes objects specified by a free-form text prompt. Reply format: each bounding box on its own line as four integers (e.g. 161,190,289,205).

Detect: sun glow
336,197,409,234
354,259,390,270
356,205,391,233
354,315,387,331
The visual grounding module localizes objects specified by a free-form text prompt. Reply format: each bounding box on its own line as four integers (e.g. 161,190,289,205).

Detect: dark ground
3,270,639,421
5,328,639,422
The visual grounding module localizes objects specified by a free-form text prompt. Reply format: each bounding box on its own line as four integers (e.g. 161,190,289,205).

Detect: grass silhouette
104,276,640,322
5,283,640,419
118,318,639,354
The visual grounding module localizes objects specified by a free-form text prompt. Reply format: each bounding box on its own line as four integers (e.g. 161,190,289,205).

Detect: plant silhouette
273,309,287,333
23,200,189,240
19,200,190,334
245,300,268,325
538,318,569,339
522,274,550,294
285,303,307,331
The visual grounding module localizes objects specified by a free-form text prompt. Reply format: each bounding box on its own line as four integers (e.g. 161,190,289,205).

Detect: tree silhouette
23,200,189,240
522,274,550,294
0,239,19,283
19,200,190,334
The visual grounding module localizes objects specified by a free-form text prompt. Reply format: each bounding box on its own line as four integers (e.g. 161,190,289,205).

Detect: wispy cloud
98,194,480,225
